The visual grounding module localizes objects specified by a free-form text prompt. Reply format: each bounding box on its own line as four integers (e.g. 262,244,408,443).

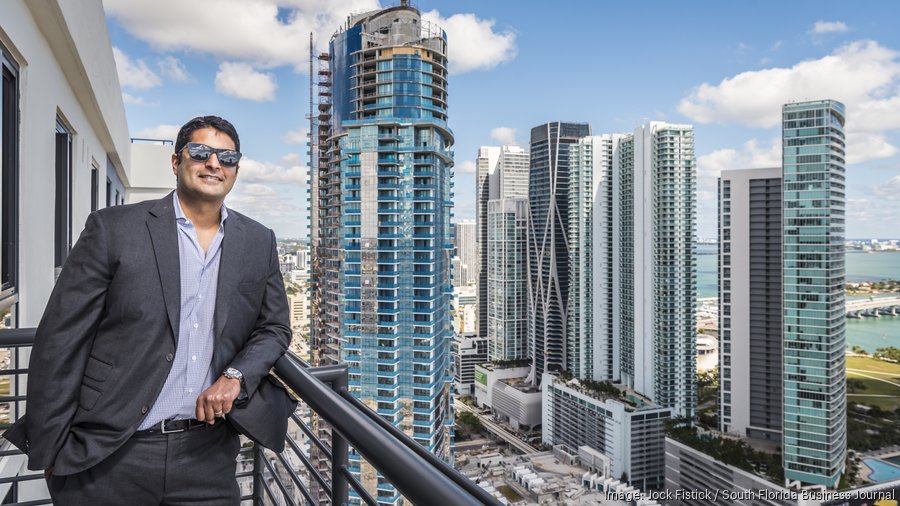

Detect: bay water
696,246,900,352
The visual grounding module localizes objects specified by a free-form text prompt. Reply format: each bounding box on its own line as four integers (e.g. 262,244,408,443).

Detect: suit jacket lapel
146,192,181,343
215,211,242,339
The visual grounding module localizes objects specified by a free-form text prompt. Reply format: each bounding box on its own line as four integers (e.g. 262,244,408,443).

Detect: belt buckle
160,420,186,434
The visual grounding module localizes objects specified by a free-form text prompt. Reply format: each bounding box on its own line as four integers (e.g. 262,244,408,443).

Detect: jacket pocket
79,383,102,411
83,355,113,382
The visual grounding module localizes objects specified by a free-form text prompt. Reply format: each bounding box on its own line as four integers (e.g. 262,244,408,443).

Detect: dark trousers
47,421,241,505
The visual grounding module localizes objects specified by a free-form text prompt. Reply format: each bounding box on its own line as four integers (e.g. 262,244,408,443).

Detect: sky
105,0,900,240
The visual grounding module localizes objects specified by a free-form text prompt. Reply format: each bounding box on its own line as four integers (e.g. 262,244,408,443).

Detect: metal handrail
274,353,499,506
0,329,498,506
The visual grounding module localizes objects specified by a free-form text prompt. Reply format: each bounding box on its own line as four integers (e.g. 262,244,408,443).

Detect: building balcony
0,329,498,506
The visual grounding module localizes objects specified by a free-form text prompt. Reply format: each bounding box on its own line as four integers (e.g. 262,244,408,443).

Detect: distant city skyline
106,1,900,240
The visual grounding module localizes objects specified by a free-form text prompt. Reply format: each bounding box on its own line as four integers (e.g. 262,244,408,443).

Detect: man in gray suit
5,116,291,504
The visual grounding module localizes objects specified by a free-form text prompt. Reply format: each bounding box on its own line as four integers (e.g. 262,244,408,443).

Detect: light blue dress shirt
138,193,227,429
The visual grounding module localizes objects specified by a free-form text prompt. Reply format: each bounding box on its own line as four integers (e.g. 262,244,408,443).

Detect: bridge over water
846,296,900,318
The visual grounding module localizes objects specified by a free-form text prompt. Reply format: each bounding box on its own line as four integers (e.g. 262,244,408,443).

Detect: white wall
128,143,175,203
0,1,146,499
0,0,130,327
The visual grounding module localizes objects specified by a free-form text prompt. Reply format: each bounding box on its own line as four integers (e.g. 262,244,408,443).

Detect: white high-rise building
614,122,696,419
454,221,476,286
533,122,695,491
718,167,783,443
477,145,529,337
567,134,625,381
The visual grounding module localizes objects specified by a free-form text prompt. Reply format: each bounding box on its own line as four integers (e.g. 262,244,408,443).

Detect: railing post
252,444,265,505
330,368,349,506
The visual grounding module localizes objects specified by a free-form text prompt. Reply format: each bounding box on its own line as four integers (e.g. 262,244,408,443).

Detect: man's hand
196,376,241,424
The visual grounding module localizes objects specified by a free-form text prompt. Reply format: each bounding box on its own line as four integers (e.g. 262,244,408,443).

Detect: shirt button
198,294,203,299
166,352,174,362
192,355,197,361
141,405,148,414
188,389,193,394
193,323,199,329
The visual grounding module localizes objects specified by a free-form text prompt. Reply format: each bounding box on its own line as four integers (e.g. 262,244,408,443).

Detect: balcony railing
0,328,500,506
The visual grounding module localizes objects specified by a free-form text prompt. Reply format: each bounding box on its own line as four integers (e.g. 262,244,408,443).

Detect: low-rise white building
473,363,530,410
542,374,671,491
453,333,487,396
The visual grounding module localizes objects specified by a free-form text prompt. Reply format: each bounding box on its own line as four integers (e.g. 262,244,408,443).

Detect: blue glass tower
781,100,846,488
310,4,454,504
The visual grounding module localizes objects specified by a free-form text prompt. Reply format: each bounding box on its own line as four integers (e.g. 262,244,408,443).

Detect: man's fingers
195,398,209,422
195,378,238,423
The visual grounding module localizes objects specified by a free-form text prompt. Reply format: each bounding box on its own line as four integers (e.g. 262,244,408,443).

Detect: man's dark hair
174,115,240,162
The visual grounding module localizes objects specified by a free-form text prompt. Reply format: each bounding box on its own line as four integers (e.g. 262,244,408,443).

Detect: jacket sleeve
227,229,291,396
21,212,113,470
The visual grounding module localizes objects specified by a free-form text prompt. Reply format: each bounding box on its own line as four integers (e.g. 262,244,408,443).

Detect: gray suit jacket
4,192,292,475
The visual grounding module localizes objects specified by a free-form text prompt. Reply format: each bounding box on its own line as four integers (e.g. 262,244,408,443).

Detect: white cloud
282,127,309,145
457,160,476,173
122,92,147,105
135,124,181,141
694,138,781,239
226,158,309,237
105,0,380,70
280,152,302,165
112,47,161,89
238,156,308,186
697,138,781,189
215,62,277,102
157,56,194,83
812,21,849,35
872,175,900,200
678,40,900,163
105,2,517,74
421,10,517,74
226,182,308,236
490,127,519,145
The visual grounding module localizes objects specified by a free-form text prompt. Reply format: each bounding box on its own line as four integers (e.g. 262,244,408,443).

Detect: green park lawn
846,356,900,411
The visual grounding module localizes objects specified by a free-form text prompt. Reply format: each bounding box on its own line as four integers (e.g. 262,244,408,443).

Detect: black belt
134,418,209,436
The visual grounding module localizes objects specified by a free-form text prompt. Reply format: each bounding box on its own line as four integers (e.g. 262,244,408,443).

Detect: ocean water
695,246,900,352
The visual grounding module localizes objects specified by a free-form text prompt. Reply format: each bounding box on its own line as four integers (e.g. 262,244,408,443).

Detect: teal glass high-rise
781,100,847,488
310,4,454,504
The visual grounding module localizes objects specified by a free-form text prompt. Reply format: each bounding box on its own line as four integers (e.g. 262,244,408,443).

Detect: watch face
225,368,242,379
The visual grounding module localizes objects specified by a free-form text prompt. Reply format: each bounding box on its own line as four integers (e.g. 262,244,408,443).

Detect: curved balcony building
310,3,454,504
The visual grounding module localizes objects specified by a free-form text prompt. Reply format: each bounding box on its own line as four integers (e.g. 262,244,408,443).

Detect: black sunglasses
182,142,242,167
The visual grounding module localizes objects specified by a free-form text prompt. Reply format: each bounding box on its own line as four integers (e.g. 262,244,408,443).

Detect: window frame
54,118,73,269
0,44,19,306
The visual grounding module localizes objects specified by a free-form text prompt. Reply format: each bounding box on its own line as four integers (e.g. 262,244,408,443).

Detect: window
91,163,99,212
1,46,19,304
55,119,73,270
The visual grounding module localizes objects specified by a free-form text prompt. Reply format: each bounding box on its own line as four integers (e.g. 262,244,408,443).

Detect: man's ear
171,153,179,175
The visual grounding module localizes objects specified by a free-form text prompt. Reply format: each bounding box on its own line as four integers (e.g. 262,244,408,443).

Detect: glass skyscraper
477,145,529,339
781,100,847,488
310,4,454,503
528,122,591,384
486,197,528,361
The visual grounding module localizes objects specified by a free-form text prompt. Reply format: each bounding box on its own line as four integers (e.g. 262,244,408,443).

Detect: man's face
172,127,239,203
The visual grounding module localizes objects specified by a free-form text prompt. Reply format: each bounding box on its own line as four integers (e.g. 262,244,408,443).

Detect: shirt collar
172,192,229,227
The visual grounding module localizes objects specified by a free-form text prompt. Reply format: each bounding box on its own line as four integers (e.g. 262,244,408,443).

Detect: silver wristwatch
223,367,243,381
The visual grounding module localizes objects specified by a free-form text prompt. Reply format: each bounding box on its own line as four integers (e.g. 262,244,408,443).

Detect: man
4,116,291,504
